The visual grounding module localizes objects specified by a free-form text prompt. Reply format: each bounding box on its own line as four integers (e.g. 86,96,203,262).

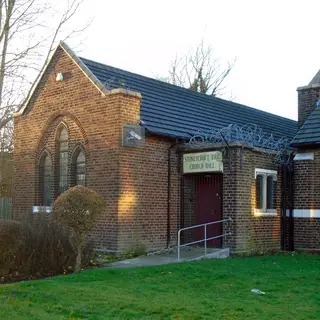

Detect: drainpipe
178,148,184,244
288,152,296,251
281,151,295,251
281,163,288,251
167,142,177,248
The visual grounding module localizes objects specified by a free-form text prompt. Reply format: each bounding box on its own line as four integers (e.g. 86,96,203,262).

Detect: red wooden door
195,175,222,247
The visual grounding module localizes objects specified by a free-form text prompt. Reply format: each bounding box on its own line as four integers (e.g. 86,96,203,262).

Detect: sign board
183,151,223,174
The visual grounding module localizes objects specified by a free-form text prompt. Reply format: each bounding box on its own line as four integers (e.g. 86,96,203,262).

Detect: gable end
13,41,107,118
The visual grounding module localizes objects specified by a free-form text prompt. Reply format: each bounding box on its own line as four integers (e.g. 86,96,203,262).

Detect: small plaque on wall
183,151,223,174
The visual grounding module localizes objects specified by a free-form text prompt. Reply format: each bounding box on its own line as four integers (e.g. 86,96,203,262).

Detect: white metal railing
177,218,232,260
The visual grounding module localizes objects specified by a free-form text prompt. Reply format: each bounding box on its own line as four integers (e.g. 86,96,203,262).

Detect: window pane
59,127,68,194
267,176,277,209
59,127,68,142
256,175,263,209
273,180,277,208
76,150,86,186
42,154,51,206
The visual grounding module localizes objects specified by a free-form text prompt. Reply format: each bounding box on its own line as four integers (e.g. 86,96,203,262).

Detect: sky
68,0,320,121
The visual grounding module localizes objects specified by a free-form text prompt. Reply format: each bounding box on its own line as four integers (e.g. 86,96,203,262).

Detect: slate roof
80,57,297,141
291,106,320,147
309,70,320,86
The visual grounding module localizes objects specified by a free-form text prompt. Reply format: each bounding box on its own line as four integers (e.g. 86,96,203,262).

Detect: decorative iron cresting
187,124,291,164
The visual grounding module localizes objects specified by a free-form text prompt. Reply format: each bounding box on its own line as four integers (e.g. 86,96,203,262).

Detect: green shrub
0,220,23,277
0,217,93,282
53,186,105,273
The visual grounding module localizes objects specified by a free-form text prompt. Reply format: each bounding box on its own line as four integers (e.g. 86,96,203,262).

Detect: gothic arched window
40,153,52,206
76,150,86,186
58,127,68,194
72,148,86,186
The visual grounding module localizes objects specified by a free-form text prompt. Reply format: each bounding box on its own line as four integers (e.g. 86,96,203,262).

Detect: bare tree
0,0,89,195
167,41,236,97
0,0,89,136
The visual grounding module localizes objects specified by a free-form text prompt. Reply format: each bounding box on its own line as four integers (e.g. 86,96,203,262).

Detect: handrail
177,217,232,260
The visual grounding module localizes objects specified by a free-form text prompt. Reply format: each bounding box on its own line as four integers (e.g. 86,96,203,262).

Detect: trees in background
0,0,89,195
166,41,236,97
0,0,89,145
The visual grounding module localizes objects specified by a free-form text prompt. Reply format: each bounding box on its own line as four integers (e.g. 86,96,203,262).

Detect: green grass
0,254,319,319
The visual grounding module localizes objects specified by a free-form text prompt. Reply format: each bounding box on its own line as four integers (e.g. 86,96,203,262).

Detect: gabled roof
291,106,320,147
14,42,297,141
81,57,297,141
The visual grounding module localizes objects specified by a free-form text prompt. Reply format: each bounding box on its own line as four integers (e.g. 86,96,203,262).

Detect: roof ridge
80,56,296,124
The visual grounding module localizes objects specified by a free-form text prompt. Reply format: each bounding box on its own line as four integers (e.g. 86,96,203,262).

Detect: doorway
195,174,222,247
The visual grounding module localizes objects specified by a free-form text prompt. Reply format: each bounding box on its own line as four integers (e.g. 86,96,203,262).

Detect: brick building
289,71,320,251
13,42,298,254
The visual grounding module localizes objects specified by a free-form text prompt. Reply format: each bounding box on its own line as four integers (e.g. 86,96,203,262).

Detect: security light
56,72,64,81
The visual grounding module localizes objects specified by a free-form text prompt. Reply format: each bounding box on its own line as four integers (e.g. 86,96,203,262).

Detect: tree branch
166,41,236,97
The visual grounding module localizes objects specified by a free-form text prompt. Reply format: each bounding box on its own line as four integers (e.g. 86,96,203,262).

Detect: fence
0,197,12,220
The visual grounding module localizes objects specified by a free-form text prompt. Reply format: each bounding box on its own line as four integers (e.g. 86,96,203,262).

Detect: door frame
180,172,224,247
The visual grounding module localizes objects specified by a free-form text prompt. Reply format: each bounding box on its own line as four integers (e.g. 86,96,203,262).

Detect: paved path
105,247,229,268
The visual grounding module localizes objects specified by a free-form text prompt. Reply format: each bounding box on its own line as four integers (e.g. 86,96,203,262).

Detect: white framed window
254,168,277,216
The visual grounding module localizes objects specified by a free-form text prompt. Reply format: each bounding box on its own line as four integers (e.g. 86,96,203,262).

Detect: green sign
183,151,223,174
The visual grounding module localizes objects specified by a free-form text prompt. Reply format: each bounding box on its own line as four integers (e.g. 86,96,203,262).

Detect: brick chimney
297,70,320,129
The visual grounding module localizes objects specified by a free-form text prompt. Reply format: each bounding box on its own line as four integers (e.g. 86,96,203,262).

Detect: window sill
32,206,52,214
254,210,277,217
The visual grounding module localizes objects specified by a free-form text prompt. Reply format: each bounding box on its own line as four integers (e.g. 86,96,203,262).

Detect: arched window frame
56,124,69,195
39,151,52,206
71,146,86,187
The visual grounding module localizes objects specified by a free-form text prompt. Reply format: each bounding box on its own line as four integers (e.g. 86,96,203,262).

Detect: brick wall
13,46,181,252
293,150,320,209
293,220,320,249
180,146,281,255
297,85,320,129
243,149,281,254
116,137,180,251
14,47,123,250
293,149,320,250
180,175,195,243
223,147,280,254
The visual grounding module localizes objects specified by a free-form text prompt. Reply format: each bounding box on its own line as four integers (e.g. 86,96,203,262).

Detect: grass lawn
0,254,319,320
